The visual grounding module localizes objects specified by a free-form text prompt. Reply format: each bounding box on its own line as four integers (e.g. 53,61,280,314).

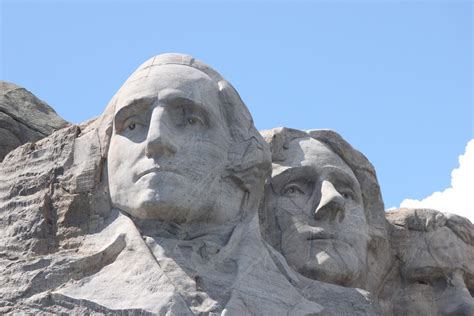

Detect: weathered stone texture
0,121,112,313
0,55,472,315
380,208,474,315
0,81,68,161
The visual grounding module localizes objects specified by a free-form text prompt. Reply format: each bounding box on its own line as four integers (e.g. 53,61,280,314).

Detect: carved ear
226,137,271,191
217,80,271,191
217,80,253,142
97,98,116,160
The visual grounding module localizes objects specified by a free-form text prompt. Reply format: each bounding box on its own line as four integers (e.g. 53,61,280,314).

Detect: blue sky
1,0,472,210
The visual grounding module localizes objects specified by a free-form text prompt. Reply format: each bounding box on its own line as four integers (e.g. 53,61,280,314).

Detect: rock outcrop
0,55,472,315
0,81,68,161
0,55,323,315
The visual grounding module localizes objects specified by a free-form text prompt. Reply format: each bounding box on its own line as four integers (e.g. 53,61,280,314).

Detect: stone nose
314,180,345,221
145,106,177,158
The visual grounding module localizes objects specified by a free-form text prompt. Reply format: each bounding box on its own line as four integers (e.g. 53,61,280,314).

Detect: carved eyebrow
114,95,212,131
114,97,154,128
156,87,220,123
271,166,317,191
167,97,211,125
323,166,359,189
167,96,205,111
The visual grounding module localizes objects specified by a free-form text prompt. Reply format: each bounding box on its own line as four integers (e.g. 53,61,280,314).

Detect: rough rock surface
0,81,68,161
0,54,472,315
0,55,323,315
0,124,112,314
380,208,474,315
260,127,390,296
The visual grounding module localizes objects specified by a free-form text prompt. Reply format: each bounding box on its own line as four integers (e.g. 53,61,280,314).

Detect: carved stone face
267,137,369,286
393,227,474,315
107,64,237,223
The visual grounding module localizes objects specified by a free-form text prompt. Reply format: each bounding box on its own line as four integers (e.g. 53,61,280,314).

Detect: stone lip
0,80,69,161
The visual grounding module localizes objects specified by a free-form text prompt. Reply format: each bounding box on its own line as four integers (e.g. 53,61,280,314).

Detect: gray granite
0,54,321,315
0,54,472,315
259,127,389,314
380,208,474,315
0,81,68,161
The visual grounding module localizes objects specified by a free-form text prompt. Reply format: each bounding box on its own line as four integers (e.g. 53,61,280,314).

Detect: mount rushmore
0,54,473,315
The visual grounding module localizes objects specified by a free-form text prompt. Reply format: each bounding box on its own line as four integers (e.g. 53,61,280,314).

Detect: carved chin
300,252,362,286
132,199,189,221
283,238,364,287
111,183,201,222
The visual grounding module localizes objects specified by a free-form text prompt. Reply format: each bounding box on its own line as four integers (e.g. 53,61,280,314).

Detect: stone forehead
287,137,346,165
111,54,224,107
263,127,355,177
387,208,474,245
402,228,474,275
123,63,216,89
114,64,221,114
272,137,355,179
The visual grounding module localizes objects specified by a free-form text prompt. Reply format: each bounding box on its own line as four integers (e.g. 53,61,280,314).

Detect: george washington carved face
107,64,237,224
105,54,270,227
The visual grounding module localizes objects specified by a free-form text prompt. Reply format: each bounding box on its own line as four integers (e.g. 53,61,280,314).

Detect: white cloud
399,139,474,223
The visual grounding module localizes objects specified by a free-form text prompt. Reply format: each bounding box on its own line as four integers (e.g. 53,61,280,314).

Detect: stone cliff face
0,81,69,161
0,56,472,315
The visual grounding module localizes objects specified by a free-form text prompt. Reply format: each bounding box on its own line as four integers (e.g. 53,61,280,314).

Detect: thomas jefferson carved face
267,137,370,286
107,64,240,224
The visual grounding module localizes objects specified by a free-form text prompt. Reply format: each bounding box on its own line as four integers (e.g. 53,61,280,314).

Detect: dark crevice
0,108,48,137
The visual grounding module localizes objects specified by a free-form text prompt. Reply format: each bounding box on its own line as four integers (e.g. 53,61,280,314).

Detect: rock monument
0,54,321,314
0,54,472,315
259,127,389,314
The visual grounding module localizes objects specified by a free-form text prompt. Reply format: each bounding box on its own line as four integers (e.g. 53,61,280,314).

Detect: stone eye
185,116,204,126
342,192,353,200
128,123,136,130
283,184,304,196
